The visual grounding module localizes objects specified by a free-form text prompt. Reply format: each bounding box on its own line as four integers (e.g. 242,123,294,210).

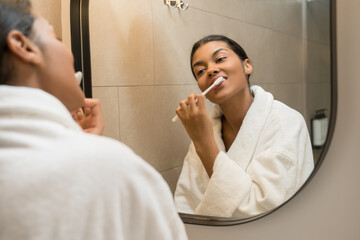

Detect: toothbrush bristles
215,77,224,85
201,77,225,96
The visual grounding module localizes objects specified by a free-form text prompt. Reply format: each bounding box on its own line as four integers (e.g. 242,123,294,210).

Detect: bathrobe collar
0,85,82,132
210,85,274,170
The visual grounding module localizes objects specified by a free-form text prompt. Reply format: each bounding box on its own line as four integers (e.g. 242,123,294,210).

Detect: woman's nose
207,68,219,77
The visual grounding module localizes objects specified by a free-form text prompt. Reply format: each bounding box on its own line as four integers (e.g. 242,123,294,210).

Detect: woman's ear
243,59,253,75
6,30,42,65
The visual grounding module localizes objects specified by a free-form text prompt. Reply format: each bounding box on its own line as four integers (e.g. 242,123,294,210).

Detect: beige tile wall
32,0,62,38
305,1,331,142
188,0,304,37
89,0,330,194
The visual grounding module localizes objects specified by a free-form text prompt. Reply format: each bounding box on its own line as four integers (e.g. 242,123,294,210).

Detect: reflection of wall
32,0,62,38
305,0,331,158
89,0,322,193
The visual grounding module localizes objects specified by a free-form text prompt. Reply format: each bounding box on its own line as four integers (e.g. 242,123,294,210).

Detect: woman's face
32,15,84,111
191,41,252,104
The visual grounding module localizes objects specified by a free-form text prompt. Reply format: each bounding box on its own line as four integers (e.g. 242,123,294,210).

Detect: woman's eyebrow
192,48,228,68
212,48,227,58
192,60,205,69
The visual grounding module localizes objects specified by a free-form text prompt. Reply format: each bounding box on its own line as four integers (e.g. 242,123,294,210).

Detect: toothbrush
172,77,225,122
75,71,83,85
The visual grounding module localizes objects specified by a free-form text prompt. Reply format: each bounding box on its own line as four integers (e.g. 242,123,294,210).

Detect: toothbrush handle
172,78,223,122
201,85,213,96
171,86,212,122
172,115,179,122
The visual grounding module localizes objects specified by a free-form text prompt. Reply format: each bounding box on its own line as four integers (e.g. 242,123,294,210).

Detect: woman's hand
176,93,219,177
71,98,104,136
176,94,212,144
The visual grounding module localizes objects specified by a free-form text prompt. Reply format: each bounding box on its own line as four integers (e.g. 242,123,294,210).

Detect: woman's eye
216,57,226,63
196,69,205,76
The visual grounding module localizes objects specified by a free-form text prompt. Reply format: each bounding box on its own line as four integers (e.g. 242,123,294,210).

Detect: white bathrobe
174,85,314,218
0,86,187,240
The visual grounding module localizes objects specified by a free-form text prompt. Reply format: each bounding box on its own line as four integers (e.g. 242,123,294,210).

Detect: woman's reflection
174,35,314,218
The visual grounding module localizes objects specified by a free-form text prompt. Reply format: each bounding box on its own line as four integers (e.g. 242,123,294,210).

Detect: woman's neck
219,87,253,133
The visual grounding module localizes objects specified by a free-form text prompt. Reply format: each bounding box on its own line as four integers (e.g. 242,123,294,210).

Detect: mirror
70,0,336,225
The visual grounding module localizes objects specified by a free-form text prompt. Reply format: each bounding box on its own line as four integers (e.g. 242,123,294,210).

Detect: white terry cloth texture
174,85,314,218
0,85,187,240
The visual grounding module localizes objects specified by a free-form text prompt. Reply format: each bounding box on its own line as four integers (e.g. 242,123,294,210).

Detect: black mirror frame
70,0,92,98
70,0,337,226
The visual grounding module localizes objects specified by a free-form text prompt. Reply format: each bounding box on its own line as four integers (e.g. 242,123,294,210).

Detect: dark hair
190,35,251,83
0,0,34,84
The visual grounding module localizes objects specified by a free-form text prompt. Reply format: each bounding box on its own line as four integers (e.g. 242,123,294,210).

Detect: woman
174,35,314,218
0,1,187,239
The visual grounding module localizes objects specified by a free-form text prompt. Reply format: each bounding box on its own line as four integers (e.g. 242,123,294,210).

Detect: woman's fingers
176,93,208,122
83,99,101,116
71,98,104,136
179,99,189,116
196,94,206,109
187,93,197,111
83,107,91,116
71,111,78,121
71,108,85,121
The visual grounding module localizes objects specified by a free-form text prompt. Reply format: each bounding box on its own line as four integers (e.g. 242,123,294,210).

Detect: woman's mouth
210,77,226,90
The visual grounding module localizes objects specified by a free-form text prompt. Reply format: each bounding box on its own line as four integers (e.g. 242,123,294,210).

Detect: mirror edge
179,0,338,226
71,0,338,226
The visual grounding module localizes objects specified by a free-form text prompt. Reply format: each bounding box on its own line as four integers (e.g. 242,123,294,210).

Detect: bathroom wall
305,0,331,163
305,0,331,131
89,0,312,193
32,0,62,38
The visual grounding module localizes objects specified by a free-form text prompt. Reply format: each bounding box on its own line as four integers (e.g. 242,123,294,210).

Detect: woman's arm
176,93,219,177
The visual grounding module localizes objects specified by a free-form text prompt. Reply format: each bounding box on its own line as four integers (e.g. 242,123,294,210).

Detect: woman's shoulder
55,132,150,175
271,100,305,123
251,85,306,127
265,100,309,140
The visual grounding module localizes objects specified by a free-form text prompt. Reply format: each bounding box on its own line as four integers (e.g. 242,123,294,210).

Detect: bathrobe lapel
211,86,274,170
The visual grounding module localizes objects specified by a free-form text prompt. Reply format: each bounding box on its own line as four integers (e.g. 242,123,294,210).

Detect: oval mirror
68,0,336,225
